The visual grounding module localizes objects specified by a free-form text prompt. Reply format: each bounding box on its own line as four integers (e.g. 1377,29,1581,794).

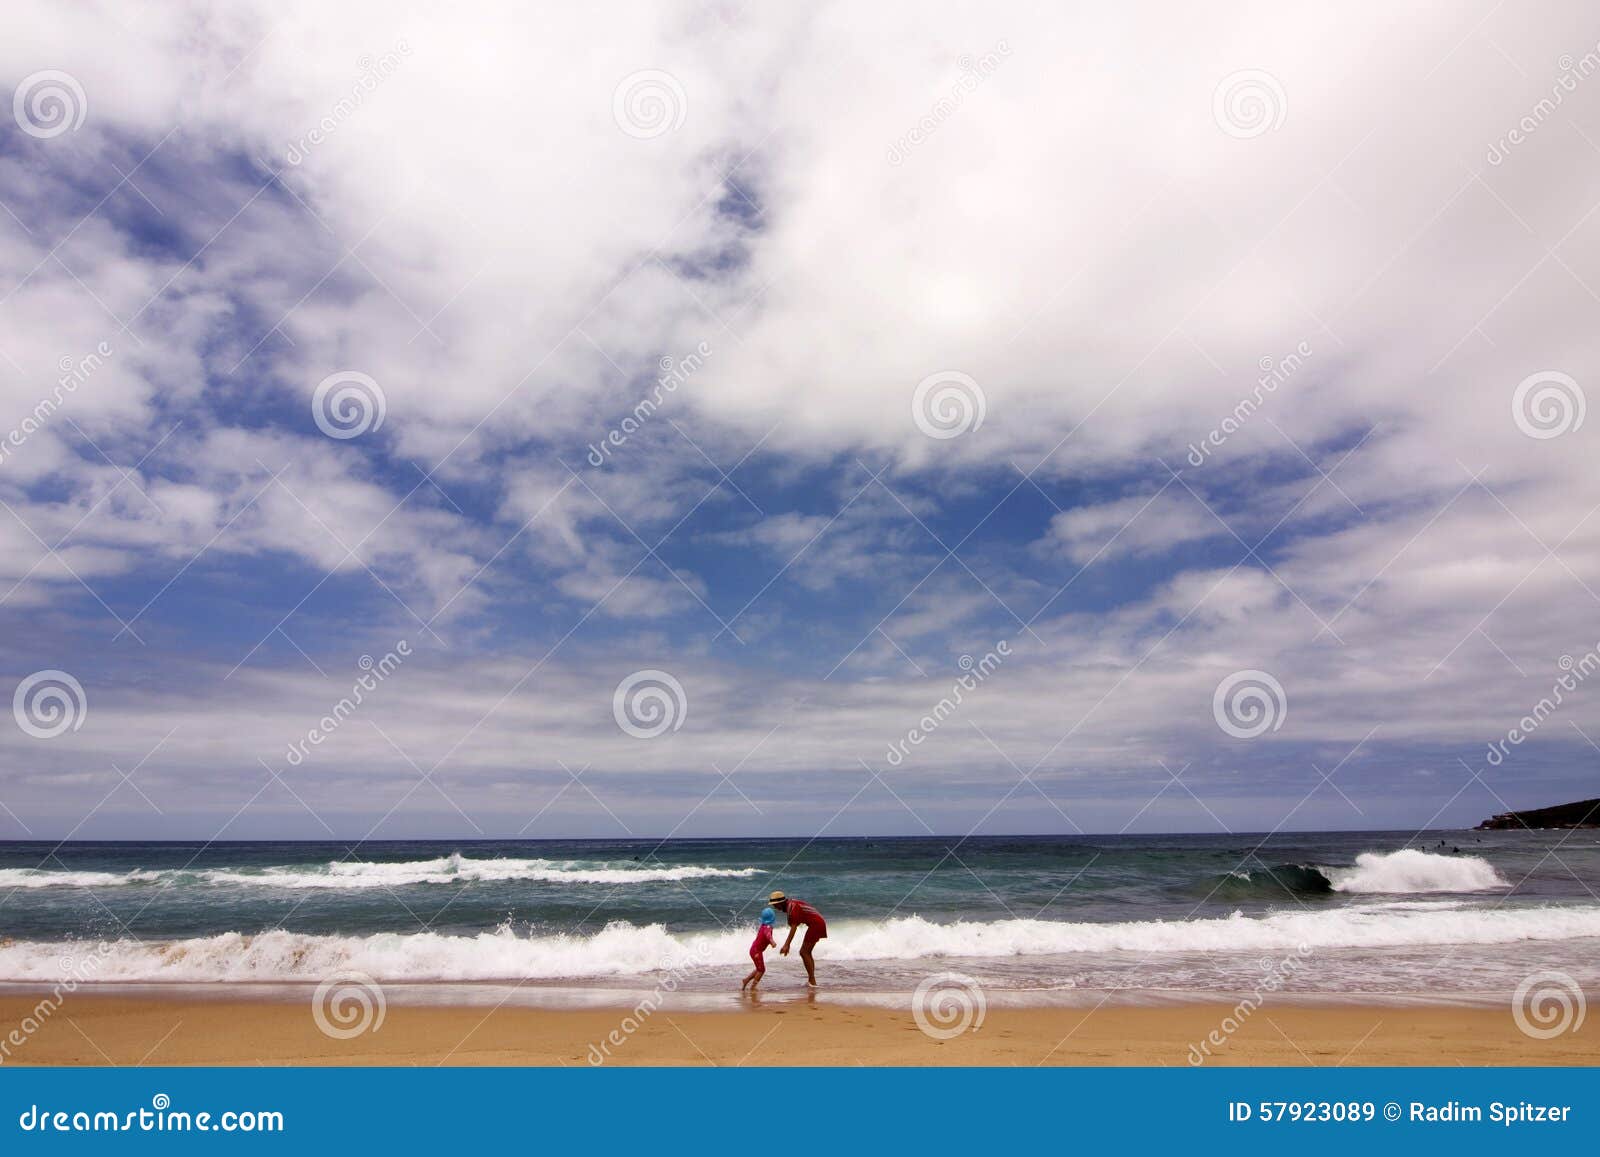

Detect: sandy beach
2,993,1593,1067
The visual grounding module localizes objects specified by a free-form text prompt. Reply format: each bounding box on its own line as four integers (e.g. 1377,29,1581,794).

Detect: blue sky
2,2,1600,840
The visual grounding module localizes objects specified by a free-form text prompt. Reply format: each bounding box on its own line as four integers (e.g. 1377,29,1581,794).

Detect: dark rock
1476,798,1600,830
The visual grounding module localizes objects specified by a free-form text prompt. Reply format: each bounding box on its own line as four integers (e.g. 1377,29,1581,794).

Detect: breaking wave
0,853,762,891
1211,864,1335,899
3,903,1597,984
1210,850,1507,900
1327,850,1509,894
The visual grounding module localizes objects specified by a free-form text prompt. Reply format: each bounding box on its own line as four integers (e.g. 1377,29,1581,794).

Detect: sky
1,1,1599,840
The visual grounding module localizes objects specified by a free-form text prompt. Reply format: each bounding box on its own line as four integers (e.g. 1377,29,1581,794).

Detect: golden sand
2,993,1595,1066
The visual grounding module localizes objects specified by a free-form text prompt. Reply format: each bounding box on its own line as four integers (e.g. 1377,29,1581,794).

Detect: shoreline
0,979,1542,1012
1,992,1592,1066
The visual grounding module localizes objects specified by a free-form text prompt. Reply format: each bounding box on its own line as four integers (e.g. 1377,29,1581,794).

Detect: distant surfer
769,890,827,987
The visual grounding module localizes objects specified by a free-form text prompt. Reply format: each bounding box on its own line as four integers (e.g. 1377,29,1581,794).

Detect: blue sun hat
760,907,776,926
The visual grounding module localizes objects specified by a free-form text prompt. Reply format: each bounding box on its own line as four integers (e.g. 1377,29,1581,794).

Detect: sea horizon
0,824,1533,842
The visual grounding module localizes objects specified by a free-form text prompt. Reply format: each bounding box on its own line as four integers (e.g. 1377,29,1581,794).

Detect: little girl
741,906,777,990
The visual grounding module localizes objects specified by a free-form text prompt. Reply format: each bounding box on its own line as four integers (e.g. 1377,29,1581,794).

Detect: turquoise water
2,831,1597,999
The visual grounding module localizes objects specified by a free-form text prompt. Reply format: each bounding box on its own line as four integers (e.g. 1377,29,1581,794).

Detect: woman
768,889,827,987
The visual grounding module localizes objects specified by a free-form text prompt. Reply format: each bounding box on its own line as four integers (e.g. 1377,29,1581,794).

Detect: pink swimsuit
748,923,775,972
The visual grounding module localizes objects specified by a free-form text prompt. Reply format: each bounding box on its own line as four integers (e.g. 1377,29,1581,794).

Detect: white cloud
1041,491,1224,564
4,1,1600,834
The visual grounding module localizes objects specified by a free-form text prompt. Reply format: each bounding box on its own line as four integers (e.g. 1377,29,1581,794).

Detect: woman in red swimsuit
770,890,827,987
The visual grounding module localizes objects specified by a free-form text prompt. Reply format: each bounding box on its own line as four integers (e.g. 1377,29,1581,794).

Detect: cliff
1476,798,1600,830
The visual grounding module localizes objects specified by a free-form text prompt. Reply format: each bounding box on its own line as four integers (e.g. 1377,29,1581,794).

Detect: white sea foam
1326,849,1508,894
200,854,761,889
0,868,162,889
3,903,1597,984
0,854,761,891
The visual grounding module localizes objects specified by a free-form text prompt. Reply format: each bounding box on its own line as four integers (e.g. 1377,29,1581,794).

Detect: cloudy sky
2,1,1598,840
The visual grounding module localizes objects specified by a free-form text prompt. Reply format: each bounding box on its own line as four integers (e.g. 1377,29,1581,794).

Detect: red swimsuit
785,899,827,951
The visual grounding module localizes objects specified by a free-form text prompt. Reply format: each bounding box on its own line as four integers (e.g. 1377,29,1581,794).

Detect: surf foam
4,903,1597,984
1327,849,1508,894
0,854,761,891
0,869,162,889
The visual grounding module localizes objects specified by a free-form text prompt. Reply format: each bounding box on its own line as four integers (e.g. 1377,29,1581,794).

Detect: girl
741,906,777,990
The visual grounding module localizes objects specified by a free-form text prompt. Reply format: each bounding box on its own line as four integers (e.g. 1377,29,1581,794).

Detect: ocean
2,831,1597,1006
